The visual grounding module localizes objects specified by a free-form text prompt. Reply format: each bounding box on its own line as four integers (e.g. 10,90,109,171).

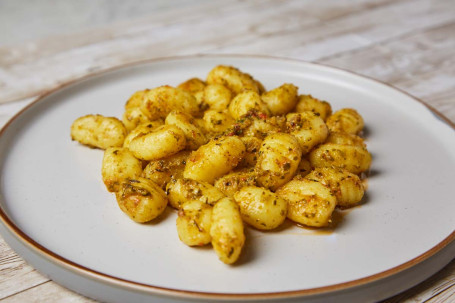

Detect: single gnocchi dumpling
176,200,213,246
166,178,226,209
71,114,127,149
261,83,298,116
286,111,328,154
203,84,232,111
228,90,270,120
116,178,168,223
295,95,332,121
234,186,287,230
276,178,336,227
255,133,302,191
128,125,187,161
125,90,148,110
140,86,200,120
206,65,261,95
308,143,372,175
202,110,235,136
210,197,245,265
101,147,143,192
123,120,164,148
326,108,364,135
214,168,257,197
177,78,206,94
142,150,190,189
305,167,364,208
183,136,246,184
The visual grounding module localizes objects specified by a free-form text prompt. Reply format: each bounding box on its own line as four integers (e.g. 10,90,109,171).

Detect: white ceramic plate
0,55,454,303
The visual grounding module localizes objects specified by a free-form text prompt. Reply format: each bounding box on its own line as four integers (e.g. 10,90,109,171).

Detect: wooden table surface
1,0,454,302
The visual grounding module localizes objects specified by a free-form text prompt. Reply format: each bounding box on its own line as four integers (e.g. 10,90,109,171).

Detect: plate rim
0,54,454,300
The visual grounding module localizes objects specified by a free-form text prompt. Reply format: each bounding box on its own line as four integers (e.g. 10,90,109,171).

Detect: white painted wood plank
1,0,425,103
0,237,49,300
0,281,95,303
321,22,455,84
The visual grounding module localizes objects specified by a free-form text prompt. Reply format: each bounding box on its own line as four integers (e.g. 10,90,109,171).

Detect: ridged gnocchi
305,167,364,208
261,83,298,116
102,147,143,192
234,186,287,230
116,178,168,223
201,109,234,136
183,136,245,183
228,90,270,120
295,94,332,121
166,178,225,209
210,197,245,264
326,108,364,135
255,133,302,190
276,179,336,227
142,150,190,189
203,84,232,111
71,64,372,265
206,65,261,94
286,111,328,154
141,86,200,120
128,125,187,161
176,200,213,246
214,168,257,197
123,120,164,148
309,143,371,174
71,114,127,149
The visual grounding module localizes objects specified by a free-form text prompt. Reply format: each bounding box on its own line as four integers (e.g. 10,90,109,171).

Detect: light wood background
0,0,454,302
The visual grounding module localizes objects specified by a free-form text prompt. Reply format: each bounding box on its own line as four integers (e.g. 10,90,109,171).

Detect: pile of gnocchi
70,65,372,264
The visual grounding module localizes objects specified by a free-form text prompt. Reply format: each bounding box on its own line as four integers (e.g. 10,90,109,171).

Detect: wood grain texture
0,0,454,302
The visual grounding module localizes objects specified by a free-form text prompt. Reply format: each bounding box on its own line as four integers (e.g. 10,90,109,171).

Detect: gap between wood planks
316,20,455,63
0,280,49,302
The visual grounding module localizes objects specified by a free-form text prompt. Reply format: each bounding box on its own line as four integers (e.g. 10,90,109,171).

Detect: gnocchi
286,111,328,154
234,186,287,230
255,133,302,191
165,111,207,150
210,197,245,264
295,94,332,121
141,86,200,120
71,114,126,149
166,178,225,209
261,83,298,116
326,108,364,135
142,150,190,189
206,65,261,94
183,136,245,183
176,200,213,246
102,147,143,192
305,167,364,208
228,90,270,120
116,178,168,223
128,125,187,161
276,179,336,227
71,64,372,265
